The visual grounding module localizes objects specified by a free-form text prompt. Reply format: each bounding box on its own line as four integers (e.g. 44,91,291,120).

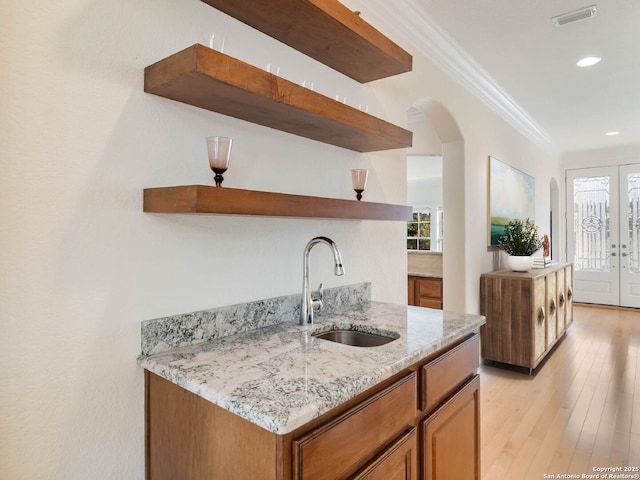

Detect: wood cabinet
419,340,480,479
480,264,574,371
408,276,442,309
145,334,480,479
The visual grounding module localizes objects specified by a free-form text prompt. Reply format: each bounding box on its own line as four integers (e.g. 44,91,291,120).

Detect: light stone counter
138,284,484,435
408,271,443,278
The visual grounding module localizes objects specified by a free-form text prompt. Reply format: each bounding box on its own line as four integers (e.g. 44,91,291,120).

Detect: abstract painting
488,156,535,246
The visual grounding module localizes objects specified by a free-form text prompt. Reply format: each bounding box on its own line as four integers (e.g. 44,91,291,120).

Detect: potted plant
498,218,543,272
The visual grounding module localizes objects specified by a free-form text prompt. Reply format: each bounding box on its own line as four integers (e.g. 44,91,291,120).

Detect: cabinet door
546,272,558,346
556,267,566,334
533,277,547,364
422,375,480,480
416,277,443,309
481,276,536,367
352,429,417,480
565,266,574,327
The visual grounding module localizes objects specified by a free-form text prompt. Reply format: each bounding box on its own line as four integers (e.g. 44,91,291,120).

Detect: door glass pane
573,176,611,272
627,173,640,273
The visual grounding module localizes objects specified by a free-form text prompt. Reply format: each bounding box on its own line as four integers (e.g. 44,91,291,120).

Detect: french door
567,164,640,307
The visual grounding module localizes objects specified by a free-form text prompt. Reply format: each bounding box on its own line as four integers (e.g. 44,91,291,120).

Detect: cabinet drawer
292,373,417,480
418,298,443,309
420,334,479,412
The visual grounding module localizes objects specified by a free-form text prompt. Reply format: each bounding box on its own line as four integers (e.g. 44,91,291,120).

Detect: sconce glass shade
351,169,368,201
206,136,233,187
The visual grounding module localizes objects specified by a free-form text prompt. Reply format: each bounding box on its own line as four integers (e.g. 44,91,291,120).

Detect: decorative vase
507,255,534,272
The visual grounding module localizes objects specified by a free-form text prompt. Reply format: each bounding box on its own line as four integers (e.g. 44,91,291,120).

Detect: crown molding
363,0,556,153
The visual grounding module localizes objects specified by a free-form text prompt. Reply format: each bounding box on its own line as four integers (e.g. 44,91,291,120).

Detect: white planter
507,255,534,272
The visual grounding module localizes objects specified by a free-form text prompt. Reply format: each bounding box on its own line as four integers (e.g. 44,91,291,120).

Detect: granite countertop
408,271,443,278
139,294,485,435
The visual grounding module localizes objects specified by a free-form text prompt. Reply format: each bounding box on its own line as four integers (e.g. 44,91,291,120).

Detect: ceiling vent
552,5,598,26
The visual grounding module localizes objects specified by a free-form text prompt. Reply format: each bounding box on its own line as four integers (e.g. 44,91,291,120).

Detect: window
407,208,431,250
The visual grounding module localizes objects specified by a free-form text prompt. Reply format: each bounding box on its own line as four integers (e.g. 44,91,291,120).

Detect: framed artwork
488,156,535,246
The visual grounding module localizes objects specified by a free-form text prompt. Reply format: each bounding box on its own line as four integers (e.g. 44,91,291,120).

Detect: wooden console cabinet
480,264,573,372
145,334,480,479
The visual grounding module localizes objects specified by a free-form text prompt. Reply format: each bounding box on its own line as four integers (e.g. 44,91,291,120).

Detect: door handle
611,252,617,256
537,307,545,323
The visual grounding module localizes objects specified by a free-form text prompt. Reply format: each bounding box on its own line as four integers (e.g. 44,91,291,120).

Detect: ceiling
368,0,640,155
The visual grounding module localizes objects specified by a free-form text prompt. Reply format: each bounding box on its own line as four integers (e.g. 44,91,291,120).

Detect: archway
407,99,465,312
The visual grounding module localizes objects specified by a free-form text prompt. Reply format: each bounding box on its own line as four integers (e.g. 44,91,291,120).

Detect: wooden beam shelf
200,0,412,83
143,185,413,221
144,44,413,153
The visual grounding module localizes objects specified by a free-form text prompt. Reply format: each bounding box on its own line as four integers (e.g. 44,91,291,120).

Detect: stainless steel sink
312,329,397,347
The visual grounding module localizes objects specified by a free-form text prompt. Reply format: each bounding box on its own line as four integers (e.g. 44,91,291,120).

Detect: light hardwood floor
480,304,640,479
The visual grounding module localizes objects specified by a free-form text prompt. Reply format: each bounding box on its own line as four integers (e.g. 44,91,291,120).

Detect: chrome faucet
300,236,345,325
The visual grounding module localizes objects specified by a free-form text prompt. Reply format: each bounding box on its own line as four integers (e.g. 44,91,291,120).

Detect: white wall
407,178,442,209
377,48,562,311
407,114,442,156
562,143,640,170
1,1,560,478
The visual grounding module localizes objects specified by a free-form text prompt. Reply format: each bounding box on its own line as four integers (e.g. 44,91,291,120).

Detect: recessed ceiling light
576,56,602,67
605,131,620,136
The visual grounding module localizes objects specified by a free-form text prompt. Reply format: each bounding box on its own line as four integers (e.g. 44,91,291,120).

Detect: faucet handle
312,283,324,313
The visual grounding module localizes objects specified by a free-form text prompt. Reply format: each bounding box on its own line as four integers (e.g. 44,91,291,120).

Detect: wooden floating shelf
200,0,412,83
144,44,413,153
143,185,413,221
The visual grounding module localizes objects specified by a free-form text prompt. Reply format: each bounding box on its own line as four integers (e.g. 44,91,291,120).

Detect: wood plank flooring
480,304,640,479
